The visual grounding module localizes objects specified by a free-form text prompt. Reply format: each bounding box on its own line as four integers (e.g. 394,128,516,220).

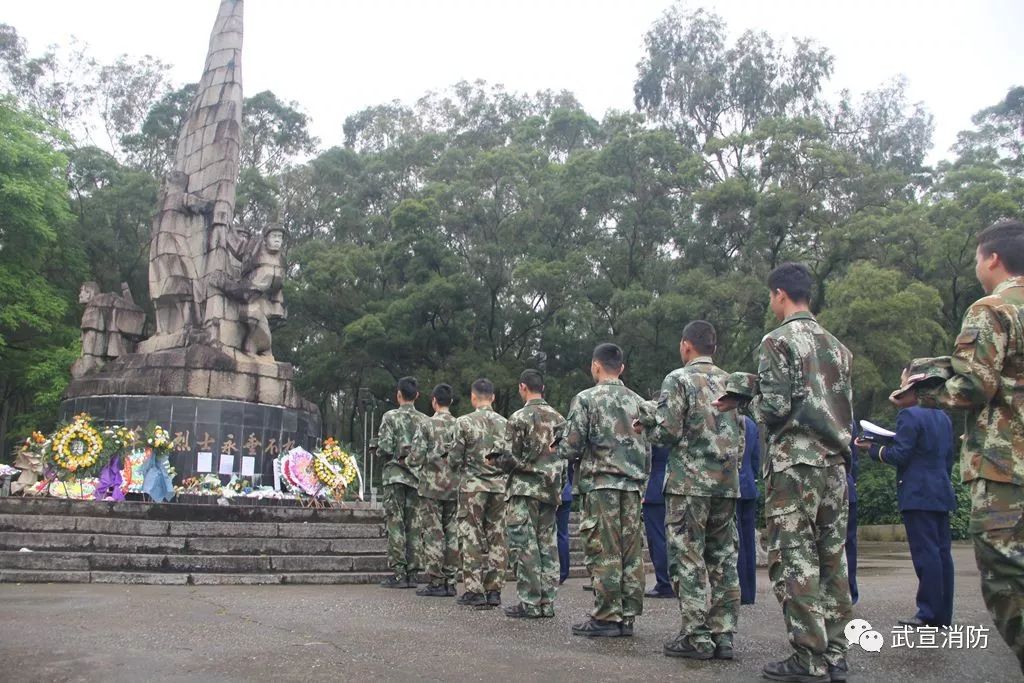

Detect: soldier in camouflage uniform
492,369,565,619
409,384,460,597
450,378,508,609
716,263,853,683
908,220,1024,673
376,376,429,588
559,343,651,638
638,321,743,661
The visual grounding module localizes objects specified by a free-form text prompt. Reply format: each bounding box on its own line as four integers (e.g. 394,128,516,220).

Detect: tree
0,99,84,456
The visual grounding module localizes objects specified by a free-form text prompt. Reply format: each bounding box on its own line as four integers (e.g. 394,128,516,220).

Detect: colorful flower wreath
51,414,104,474
313,437,358,492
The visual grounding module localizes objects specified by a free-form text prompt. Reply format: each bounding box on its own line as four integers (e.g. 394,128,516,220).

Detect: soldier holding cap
716,263,854,683
901,219,1024,672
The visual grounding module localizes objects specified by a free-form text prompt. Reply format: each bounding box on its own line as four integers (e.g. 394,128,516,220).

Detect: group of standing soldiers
372,217,1024,683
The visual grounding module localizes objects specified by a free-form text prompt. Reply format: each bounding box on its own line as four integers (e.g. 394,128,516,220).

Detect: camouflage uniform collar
993,276,1024,296
597,379,624,386
397,403,418,412
780,310,816,326
685,356,714,367
524,398,548,406
474,405,494,412
433,408,452,416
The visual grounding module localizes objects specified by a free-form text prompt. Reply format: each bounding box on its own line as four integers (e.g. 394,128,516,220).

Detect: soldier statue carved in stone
71,282,145,378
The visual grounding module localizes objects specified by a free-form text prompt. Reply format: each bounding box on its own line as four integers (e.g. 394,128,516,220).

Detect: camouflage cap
722,372,759,401
892,356,953,398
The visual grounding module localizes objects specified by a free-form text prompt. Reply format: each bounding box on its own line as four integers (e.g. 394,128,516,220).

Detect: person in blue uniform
643,445,674,598
736,416,760,604
855,392,956,627
557,462,574,584
847,426,860,604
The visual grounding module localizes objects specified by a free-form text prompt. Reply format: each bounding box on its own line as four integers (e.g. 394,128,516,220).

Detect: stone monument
61,0,321,484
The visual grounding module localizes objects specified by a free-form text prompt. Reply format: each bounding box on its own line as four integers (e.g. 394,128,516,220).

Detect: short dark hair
682,320,717,355
978,219,1024,275
767,262,813,304
397,376,418,401
431,383,453,407
592,343,624,372
519,369,544,393
471,378,495,397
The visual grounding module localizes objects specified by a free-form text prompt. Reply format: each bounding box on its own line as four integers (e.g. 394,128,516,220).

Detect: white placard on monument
218,454,235,475
196,452,213,473
241,456,255,476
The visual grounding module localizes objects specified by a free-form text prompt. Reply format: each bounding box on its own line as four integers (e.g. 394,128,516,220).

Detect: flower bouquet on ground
12,432,48,495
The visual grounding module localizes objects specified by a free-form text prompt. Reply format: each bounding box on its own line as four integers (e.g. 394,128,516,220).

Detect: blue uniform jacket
739,416,760,500
644,446,669,504
869,406,956,512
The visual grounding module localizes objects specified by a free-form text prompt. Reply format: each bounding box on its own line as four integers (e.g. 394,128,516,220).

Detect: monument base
64,344,316,413
58,395,320,484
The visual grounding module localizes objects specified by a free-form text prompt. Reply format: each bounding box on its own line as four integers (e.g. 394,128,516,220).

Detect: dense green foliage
1,9,1021,532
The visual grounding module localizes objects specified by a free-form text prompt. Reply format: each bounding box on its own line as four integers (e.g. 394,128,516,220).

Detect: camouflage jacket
746,312,853,472
558,379,650,494
501,398,566,505
642,357,743,498
451,405,508,494
409,410,459,501
377,404,429,487
918,276,1024,487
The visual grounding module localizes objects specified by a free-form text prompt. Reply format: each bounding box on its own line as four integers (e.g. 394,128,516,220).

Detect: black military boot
378,574,406,589
571,617,623,638
456,591,487,608
486,591,501,607
827,657,849,682
503,603,541,619
416,583,449,597
404,573,420,588
713,634,734,660
446,583,457,597
762,655,830,683
620,618,635,637
663,634,713,660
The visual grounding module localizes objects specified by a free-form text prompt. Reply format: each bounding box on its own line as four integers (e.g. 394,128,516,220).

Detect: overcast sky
5,0,1023,163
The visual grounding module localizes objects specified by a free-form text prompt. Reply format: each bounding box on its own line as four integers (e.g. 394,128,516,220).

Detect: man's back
652,359,742,498
751,312,853,470
412,411,459,500
453,406,508,493
505,399,565,505
378,404,428,487
560,379,649,493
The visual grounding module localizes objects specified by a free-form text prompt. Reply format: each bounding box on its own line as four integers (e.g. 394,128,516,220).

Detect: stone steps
0,550,390,573
0,570,391,585
0,499,640,585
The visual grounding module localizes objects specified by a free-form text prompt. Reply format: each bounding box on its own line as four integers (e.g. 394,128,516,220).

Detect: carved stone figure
71,282,145,378
238,226,287,357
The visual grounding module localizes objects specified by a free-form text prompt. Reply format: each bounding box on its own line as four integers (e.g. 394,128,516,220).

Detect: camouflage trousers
420,496,459,587
458,490,507,594
765,463,852,677
970,479,1024,672
506,495,558,616
383,482,421,577
580,488,644,623
665,493,739,649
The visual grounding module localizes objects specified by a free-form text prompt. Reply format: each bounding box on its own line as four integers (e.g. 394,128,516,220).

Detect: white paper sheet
241,456,255,476
196,452,213,473
218,454,235,475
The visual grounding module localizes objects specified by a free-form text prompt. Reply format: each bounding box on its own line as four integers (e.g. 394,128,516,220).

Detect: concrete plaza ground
0,541,1018,682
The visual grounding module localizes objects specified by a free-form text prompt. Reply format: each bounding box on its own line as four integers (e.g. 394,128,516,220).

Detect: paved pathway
0,542,1018,682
